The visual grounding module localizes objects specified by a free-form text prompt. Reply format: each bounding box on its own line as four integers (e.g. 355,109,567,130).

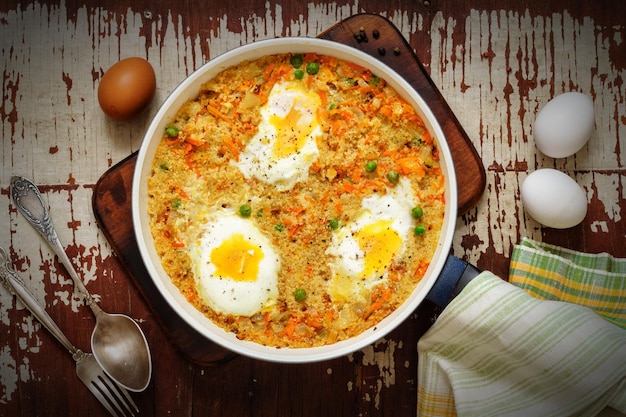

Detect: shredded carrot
287,224,302,238
371,286,394,312
263,63,275,80
185,135,202,147
281,316,299,340
175,186,189,200
318,89,328,107
396,157,425,176
341,181,360,195
288,206,306,215
379,105,393,118
222,136,240,161
324,309,336,323
305,315,322,329
206,104,244,133
414,260,430,278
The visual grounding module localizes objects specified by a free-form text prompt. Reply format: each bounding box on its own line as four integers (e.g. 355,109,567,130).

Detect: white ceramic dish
132,37,457,363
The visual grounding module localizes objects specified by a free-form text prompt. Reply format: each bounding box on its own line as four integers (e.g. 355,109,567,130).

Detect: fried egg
190,211,280,316
325,178,417,303
235,81,322,191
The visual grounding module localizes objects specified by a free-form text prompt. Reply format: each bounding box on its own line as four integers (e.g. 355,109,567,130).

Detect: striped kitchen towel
509,237,626,329
417,238,626,417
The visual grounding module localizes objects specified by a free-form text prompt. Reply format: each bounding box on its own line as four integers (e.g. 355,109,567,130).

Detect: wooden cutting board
92,13,485,365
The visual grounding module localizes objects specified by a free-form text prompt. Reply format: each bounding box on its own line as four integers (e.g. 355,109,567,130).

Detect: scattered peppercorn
378,47,386,56
373,29,380,39
393,47,401,56
353,28,368,43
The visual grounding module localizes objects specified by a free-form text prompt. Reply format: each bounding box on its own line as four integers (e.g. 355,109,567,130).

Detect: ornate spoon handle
10,176,102,315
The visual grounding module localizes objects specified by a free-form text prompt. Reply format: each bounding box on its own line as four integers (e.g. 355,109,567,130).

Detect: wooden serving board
92,14,485,365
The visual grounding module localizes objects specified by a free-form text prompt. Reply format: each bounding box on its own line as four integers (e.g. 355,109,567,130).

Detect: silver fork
0,247,139,417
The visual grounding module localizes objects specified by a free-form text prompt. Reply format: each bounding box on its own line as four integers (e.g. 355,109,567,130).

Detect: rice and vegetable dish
147,52,445,348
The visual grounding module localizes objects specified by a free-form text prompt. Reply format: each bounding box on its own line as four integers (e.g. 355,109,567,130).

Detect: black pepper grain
373,29,380,39
378,47,386,56
393,47,401,55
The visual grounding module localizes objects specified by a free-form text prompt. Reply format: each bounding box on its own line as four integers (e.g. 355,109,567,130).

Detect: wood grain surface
1,1,624,416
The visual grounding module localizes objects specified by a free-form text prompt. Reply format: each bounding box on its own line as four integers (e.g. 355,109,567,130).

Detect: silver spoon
10,175,152,392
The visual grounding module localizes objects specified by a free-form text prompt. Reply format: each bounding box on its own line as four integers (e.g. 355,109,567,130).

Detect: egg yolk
268,89,320,159
355,219,402,279
210,233,264,281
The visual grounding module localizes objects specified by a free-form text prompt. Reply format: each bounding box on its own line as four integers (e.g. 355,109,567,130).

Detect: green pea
365,160,377,172
274,224,285,232
294,69,305,80
387,170,400,184
165,125,179,138
369,75,380,86
328,218,339,230
159,163,169,171
294,288,307,302
290,54,303,68
411,206,424,219
306,62,320,75
239,204,252,217
171,198,182,209
414,224,426,236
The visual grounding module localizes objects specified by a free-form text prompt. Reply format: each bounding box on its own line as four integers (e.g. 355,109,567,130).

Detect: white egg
521,168,587,229
325,178,417,302
235,81,322,191
190,211,280,316
533,92,594,158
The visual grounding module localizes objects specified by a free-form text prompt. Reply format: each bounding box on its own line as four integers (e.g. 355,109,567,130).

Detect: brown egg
98,57,156,121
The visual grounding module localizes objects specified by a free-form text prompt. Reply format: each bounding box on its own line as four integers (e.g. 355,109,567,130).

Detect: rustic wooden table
1,1,624,416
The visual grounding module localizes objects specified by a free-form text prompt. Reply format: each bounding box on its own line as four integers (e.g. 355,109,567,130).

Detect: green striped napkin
417,238,626,417
509,238,626,329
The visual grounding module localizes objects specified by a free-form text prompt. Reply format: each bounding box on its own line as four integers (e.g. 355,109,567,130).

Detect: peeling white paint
0,346,18,403
591,221,609,233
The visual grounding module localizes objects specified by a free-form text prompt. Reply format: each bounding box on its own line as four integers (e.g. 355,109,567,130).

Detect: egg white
190,211,280,316
234,81,322,191
325,178,417,302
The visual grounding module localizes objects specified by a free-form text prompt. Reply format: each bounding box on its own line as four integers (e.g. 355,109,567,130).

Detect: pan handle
425,255,482,309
